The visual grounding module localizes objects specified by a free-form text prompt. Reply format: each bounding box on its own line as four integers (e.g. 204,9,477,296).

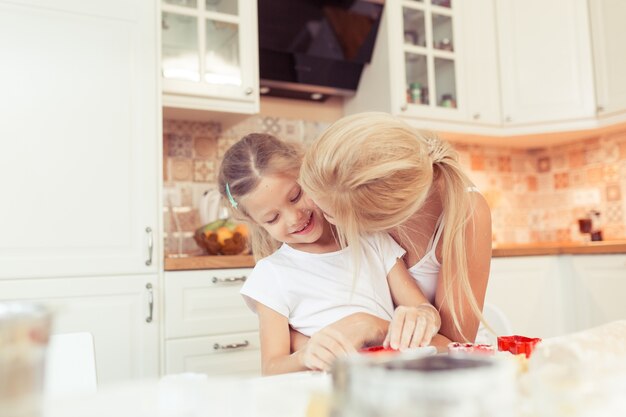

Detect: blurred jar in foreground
0,302,52,417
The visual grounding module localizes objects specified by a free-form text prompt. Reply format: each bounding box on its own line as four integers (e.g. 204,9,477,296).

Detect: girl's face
240,174,328,249
309,195,337,226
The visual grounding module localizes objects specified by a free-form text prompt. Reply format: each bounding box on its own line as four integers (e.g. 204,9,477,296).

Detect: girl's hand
384,303,441,350
300,327,356,372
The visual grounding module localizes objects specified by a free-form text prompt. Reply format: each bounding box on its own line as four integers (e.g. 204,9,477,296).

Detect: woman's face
240,174,328,248
309,195,338,226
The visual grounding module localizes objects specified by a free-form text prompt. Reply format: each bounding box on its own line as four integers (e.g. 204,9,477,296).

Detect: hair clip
225,183,238,209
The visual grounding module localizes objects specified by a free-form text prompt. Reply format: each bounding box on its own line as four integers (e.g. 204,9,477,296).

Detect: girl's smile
291,210,314,234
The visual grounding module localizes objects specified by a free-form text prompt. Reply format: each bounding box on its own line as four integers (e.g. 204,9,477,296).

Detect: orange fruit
234,224,249,239
216,226,233,246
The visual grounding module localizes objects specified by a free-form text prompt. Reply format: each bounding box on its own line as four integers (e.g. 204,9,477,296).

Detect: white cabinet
160,0,259,114
485,256,568,339
495,0,595,126
0,0,159,279
0,0,161,383
164,269,261,377
567,254,626,332
0,275,159,386
589,0,626,118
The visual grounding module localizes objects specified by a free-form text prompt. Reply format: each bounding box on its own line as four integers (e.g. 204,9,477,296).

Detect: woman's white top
240,233,405,337
408,186,481,303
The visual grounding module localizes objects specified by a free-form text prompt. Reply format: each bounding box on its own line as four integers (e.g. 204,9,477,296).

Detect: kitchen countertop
165,240,626,271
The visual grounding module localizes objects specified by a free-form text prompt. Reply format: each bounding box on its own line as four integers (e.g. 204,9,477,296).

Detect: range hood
258,0,384,102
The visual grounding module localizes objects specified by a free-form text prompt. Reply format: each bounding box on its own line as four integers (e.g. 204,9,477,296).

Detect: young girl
299,112,492,348
217,133,440,375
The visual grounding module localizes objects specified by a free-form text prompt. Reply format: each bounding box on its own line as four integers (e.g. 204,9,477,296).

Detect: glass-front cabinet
401,0,458,112
160,0,259,114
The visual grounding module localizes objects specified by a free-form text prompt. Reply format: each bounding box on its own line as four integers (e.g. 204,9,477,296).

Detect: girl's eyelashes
266,214,279,224
290,188,302,203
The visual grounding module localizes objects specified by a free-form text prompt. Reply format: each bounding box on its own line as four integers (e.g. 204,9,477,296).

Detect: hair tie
225,183,238,209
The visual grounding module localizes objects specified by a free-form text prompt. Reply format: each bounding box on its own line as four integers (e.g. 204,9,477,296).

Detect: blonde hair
300,112,481,340
217,133,304,260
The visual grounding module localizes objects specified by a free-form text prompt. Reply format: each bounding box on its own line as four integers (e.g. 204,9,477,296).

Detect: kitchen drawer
164,269,257,338
165,332,261,377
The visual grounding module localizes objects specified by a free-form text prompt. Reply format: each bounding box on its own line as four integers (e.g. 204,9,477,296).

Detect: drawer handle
213,340,249,351
212,275,247,284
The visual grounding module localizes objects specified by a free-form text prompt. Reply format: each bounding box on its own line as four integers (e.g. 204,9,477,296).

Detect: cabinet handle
213,340,249,351
400,103,408,111
245,87,253,95
212,275,247,284
145,227,153,266
145,283,154,323
473,113,481,120
505,116,512,122
597,106,604,113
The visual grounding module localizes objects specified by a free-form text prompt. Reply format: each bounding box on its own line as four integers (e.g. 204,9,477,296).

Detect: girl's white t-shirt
240,233,405,337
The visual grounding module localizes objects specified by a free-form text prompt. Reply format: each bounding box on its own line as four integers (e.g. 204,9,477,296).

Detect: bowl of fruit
194,219,250,255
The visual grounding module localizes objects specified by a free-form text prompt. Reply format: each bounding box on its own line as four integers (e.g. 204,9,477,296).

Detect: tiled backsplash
163,116,626,255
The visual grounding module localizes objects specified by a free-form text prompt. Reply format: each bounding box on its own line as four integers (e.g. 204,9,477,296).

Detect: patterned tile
526,175,538,191
193,160,215,183
586,166,604,185
554,172,569,189
569,170,586,187
551,153,567,171
568,149,585,168
555,228,571,242
605,203,623,224
167,133,193,158
470,153,485,171
603,163,620,183
585,146,603,165
606,184,622,202
619,141,626,160
261,116,282,135
194,136,217,159
537,156,551,173
537,174,553,192
170,158,193,181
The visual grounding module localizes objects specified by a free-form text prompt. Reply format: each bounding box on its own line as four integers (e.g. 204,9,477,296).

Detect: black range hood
258,0,384,102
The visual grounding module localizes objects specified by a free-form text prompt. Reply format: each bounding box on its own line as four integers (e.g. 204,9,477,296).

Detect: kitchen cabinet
566,254,626,332
164,269,261,377
0,0,161,382
589,0,626,119
485,256,568,339
345,0,502,130
0,0,159,279
496,0,595,127
161,0,259,114
0,275,159,386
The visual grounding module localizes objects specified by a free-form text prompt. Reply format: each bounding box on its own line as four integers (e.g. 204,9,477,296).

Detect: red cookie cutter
497,335,542,358
359,345,398,355
447,342,495,355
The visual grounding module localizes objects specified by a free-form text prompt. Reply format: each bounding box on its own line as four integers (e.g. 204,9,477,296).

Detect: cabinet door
0,0,159,278
568,255,626,332
161,0,259,114
165,269,257,339
496,0,595,125
589,0,626,117
0,275,159,386
485,256,566,339
165,332,261,377
457,0,501,126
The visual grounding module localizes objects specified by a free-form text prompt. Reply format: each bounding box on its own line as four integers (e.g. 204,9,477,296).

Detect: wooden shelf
492,240,626,257
164,255,255,271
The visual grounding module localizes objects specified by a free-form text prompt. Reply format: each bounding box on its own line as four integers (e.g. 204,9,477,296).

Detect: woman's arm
290,312,390,353
257,302,357,375
435,192,492,343
386,259,441,349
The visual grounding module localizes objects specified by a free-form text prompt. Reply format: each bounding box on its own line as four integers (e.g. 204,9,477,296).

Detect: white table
44,372,331,417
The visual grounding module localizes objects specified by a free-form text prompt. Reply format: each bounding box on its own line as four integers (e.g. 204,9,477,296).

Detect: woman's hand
299,327,356,372
384,303,441,350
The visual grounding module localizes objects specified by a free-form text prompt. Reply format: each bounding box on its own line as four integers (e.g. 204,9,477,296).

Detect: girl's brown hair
217,133,304,260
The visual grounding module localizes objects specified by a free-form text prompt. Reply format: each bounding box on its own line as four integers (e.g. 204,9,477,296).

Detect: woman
299,112,492,349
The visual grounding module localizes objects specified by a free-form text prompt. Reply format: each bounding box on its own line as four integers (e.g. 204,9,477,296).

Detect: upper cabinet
589,0,626,119
496,0,595,127
160,0,259,114
345,0,504,130
0,0,159,278
347,0,626,136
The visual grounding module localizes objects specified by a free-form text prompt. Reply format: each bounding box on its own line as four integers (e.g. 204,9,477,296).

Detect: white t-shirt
240,233,405,337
